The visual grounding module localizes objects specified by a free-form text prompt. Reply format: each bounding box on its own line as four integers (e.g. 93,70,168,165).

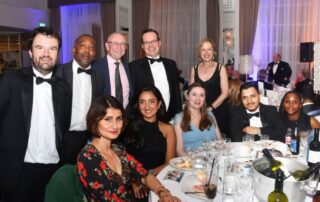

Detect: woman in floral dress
77,96,180,202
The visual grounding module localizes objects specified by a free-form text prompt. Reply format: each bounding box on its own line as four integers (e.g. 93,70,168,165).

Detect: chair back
45,164,87,202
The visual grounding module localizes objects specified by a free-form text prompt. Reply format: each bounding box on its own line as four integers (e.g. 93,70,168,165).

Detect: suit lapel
143,58,155,85
21,68,34,133
65,62,73,89
91,71,97,102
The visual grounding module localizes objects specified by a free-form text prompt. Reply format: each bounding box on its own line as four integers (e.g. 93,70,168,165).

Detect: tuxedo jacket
267,61,292,86
92,57,133,107
0,67,72,192
229,103,286,142
55,61,105,103
129,57,182,122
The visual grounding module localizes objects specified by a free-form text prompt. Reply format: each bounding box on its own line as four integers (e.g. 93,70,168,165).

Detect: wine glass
261,134,270,148
203,167,218,200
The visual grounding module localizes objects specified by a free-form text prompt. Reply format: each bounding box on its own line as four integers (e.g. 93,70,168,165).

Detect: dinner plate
169,157,192,171
254,140,290,156
180,174,207,200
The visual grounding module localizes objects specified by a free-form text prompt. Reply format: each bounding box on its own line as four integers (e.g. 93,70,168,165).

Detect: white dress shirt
69,60,92,131
246,108,263,128
148,56,170,111
24,67,59,164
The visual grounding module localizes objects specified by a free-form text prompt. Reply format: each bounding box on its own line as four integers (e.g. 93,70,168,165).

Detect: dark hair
121,86,165,148
181,82,214,132
279,90,303,115
87,96,125,138
296,80,315,101
28,27,62,51
74,34,95,47
141,28,160,43
240,81,259,94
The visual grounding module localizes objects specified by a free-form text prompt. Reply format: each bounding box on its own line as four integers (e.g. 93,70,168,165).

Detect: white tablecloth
149,142,313,202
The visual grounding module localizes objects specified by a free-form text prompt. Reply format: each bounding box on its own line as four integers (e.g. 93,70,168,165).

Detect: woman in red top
77,96,180,202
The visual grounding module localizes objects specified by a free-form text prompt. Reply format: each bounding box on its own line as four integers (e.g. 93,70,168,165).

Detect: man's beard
32,56,56,76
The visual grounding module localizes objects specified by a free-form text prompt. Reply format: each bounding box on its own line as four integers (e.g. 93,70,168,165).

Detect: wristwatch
148,169,156,176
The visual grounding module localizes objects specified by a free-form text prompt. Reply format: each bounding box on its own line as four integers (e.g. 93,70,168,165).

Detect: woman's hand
132,180,149,199
158,191,181,202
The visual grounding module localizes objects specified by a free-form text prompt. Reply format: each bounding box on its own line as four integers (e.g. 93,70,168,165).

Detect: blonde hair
228,79,242,106
196,38,216,61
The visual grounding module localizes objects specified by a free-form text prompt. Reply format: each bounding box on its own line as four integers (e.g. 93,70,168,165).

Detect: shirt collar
246,107,260,114
72,60,91,72
32,67,52,79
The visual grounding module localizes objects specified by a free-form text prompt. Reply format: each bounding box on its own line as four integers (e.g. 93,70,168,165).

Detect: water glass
223,158,236,196
261,134,269,148
235,163,254,202
242,135,254,151
299,130,310,161
223,138,232,156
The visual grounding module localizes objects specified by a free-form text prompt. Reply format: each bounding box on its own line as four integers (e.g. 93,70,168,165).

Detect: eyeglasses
142,40,159,46
107,41,128,48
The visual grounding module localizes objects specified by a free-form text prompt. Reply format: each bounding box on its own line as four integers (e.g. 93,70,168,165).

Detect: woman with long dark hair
77,96,179,202
121,87,176,201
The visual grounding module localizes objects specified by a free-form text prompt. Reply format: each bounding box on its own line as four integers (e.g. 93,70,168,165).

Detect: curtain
100,2,116,47
252,0,320,83
132,0,150,60
60,3,103,63
149,0,201,79
239,0,259,55
206,0,220,61
48,8,62,62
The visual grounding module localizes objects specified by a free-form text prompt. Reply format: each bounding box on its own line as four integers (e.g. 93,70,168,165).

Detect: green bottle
268,170,288,202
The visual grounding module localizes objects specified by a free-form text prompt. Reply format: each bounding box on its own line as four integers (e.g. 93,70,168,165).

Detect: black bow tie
148,58,162,64
35,76,54,85
77,68,92,74
247,112,260,119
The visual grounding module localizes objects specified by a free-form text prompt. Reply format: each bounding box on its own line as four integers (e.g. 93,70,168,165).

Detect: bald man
93,32,132,110
266,53,292,87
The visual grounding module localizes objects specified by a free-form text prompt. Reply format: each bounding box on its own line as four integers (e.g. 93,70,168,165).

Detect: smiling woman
120,86,177,202
77,95,180,202
279,91,320,133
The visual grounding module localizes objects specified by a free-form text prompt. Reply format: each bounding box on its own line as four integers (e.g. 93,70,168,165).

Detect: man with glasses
93,32,132,110
129,28,182,122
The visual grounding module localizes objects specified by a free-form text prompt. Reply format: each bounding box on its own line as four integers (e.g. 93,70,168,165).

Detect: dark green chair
45,165,87,202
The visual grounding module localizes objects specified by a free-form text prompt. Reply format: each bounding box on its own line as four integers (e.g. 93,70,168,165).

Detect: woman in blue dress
174,82,221,156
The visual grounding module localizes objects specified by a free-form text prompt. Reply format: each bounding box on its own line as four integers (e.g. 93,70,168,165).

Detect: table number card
163,170,184,182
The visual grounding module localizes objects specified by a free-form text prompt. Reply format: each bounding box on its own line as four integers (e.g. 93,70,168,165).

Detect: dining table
149,141,315,202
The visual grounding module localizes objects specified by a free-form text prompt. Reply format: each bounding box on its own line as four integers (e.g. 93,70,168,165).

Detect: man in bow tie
0,27,72,202
129,28,182,122
266,53,292,87
230,82,285,142
55,34,104,164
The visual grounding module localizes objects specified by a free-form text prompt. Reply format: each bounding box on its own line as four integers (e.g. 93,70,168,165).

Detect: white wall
0,0,48,31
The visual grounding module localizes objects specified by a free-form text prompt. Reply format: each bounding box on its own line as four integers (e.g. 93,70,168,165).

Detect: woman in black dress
121,86,176,201
189,38,229,136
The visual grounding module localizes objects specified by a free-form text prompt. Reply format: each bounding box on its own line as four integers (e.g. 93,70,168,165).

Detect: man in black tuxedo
295,79,320,114
0,27,72,202
93,32,132,111
230,82,285,142
266,53,292,87
129,29,182,122
55,34,104,164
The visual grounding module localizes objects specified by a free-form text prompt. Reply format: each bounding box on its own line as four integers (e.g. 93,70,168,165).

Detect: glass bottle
268,169,288,202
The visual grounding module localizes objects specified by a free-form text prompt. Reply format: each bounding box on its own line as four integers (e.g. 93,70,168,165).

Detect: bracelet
156,186,170,196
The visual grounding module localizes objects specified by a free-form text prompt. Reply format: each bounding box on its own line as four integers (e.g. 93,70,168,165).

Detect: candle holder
239,55,253,81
